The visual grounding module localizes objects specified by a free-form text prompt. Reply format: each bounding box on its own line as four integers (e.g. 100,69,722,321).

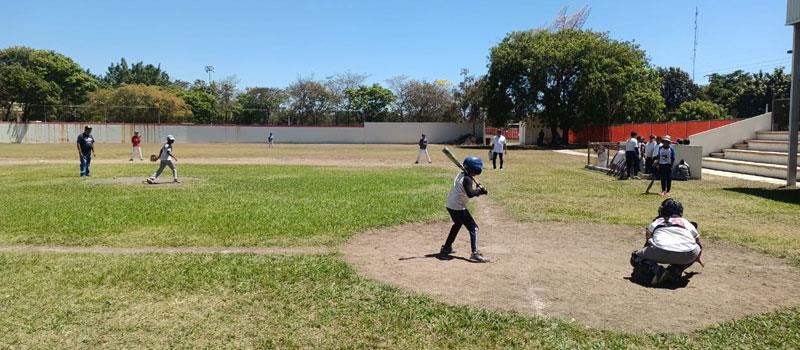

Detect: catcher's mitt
150,154,158,162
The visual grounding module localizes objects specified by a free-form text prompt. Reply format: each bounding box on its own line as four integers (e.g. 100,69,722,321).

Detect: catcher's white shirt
647,217,699,252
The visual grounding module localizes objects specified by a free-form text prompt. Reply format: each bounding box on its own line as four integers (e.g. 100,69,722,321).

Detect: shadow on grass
724,187,800,205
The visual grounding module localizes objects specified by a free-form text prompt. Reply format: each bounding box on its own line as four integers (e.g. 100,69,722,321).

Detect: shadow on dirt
625,271,700,290
399,253,474,263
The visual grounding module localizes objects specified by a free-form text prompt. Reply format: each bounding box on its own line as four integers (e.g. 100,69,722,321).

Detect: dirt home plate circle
344,199,800,332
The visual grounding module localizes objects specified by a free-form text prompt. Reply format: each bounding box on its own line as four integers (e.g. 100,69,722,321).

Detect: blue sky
1,0,793,88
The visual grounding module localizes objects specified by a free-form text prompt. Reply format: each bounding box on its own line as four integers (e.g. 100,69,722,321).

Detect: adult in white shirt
490,129,508,170
644,135,657,174
623,131,639,179
630,198,702,285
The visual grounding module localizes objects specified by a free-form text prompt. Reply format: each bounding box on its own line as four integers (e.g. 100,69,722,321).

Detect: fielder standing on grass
439,156,490,263
490,129,507,170
130,131,143,161
147,135,180,184
76,125,95,177
415,133,431,164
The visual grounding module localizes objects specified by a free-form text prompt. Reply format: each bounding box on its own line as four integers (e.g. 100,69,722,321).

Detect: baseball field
1,143,799,348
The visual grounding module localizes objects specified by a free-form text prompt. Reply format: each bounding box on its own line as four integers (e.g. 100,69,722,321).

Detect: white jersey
625,137,639,152
492,135,507,153
657,146,674,165
644,141,657,158
647,217,700,252
159,143,173,161
446,173,470,210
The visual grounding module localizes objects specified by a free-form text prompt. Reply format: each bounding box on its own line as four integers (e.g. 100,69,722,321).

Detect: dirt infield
343,199,800,332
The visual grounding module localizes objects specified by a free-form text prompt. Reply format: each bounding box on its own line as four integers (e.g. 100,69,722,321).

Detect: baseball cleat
439,246,454,255
470,252,490,263
146,177,156,184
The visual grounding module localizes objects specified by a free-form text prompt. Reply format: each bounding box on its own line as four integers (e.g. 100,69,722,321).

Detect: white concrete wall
674,145,703,180
364,122,478,143
1,122,479,144
690,113,773,156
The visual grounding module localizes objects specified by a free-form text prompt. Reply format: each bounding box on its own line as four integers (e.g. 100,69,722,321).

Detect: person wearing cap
655,135,676,196
147,135,180,184
130,131,143,161
415,133,431,164
76,125,96,177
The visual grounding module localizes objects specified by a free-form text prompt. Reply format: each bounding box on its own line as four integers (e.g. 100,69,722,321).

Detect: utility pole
692,3,699,81
787,0,800,187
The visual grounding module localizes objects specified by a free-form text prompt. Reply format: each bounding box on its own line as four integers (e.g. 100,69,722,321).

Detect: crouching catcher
439,156,490,263
630,198,703,286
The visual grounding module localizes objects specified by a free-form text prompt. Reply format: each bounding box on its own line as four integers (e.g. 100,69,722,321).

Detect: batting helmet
166,134,175,142
658,198,684,218
463,156,483,175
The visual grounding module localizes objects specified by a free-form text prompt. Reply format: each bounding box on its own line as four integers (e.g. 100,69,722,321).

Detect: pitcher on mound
147,135,180,184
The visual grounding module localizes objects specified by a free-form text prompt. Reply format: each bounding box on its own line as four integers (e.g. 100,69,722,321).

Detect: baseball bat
645,176,656,194
442,147,484,189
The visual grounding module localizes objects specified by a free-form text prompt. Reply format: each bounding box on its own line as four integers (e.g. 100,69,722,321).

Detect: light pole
204,65,215,84
786,0,800,187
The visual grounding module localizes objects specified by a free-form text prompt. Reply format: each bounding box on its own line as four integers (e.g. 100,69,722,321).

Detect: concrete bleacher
703,131,800,180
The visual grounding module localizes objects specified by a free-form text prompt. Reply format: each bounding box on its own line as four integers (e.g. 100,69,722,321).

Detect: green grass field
1,144,799,348
0,164,450,247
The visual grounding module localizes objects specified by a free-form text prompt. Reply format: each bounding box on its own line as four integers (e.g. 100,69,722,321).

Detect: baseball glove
150,154,158,162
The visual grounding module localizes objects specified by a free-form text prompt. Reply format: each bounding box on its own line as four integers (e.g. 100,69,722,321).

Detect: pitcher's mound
89,177,196,186
343,200,800,332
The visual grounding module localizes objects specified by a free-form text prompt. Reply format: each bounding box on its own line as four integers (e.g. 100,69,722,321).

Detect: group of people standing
623,132,689,196
415,129,508,170
75,126,180,183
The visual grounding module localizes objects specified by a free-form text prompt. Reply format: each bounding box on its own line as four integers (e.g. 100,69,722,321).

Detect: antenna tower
692,3,699,81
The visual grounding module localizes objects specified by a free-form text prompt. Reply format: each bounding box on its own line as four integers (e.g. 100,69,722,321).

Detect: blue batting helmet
463,156,483,175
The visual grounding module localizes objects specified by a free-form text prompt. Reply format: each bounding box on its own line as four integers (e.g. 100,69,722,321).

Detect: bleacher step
755,131,800,141
746,139,800,152
720,149,800,166
702,157,799,180
732,143,749,149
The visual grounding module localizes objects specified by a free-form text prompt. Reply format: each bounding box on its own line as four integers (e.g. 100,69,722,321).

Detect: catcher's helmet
658,198,683,218
463,156,483,175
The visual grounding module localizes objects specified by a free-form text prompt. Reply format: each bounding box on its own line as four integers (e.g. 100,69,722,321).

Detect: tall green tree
484,30,664,143
658,67,700,113
83,84,190,123
676,100,726,121
0,47,98,120
180,87,218,124
103,58,171,87
237,87,287,124
286,78,334,125
703,68,790,118
399,79,457,122
344,84,395,122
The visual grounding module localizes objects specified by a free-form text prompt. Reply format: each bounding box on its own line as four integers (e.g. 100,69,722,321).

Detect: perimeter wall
0,122,479,144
